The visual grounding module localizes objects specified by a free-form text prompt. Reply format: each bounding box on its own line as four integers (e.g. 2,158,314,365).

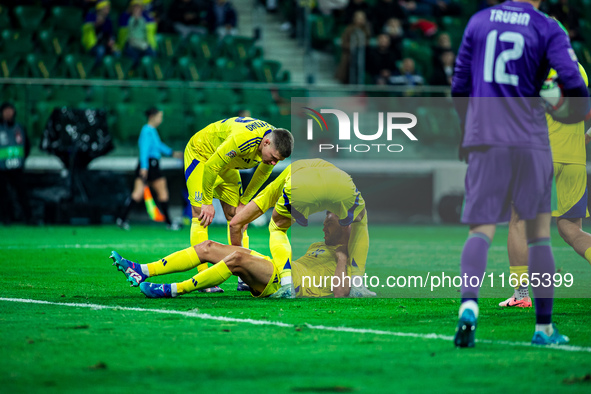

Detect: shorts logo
226,150,237,158
194,191,202,203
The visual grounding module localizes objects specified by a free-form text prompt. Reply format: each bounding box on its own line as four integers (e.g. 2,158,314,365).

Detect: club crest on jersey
226,150,237,158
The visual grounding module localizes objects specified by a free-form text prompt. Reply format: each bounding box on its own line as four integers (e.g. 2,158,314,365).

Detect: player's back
188,117,274,160
453,1,585,149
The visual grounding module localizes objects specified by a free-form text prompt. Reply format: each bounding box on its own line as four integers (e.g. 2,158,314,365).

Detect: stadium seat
51,86,89,106
128,86,165,106
94,55,134,79
1,30,34,55
0,56,21,78
186,34,219,63
114,103,146,142
213,57,249,82
110,0,131,13
220,35,259,65
13,6,46,33
173,56,209,81
156,34,186,59
23,54,58,79
251,58,290,83
61,54,95,79
202,87,239,107
49,7,83,34
158,104,192,141
308,14,335,49
166,86,204,105
0,6,12,30
37,30,72,57
131,56,170,81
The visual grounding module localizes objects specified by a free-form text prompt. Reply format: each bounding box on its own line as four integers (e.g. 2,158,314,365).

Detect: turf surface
1,224,591,393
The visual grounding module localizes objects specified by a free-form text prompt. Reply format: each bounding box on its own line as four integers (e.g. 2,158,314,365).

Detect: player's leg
270,208,293,285
117,177,144,230
556,217,591,264
150,176,175,227
501,208,531,307
525,213,568,344
142,246,272,297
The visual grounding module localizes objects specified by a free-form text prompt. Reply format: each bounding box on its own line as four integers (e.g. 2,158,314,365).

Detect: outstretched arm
229,200,264,246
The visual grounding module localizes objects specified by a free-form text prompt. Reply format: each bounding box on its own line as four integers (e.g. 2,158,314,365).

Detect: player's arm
333,245,350,298
240,163,274,206
229,200,264,245
546,21,591,122
199,137,236,226
451,20,473,161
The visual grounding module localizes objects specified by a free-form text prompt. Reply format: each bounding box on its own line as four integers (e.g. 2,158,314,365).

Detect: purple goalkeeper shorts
462,146,553,224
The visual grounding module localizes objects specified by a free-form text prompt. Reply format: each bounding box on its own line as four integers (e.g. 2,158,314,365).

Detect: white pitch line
2,297,590,353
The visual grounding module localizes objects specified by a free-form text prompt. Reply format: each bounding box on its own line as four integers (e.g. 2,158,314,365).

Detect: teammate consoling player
229,159,374,298
452,0,590,347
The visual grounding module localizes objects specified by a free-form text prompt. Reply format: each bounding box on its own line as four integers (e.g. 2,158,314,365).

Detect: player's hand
199,204,215,227
270,283,294,299
139,168,148,184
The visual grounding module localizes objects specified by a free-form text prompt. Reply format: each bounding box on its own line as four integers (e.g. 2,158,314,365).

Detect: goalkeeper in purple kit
451,0,590,347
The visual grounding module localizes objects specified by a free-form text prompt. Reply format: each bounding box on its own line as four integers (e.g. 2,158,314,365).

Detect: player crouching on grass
109,211,354,298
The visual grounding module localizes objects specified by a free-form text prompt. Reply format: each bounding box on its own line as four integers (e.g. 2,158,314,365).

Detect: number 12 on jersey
484,30,524,86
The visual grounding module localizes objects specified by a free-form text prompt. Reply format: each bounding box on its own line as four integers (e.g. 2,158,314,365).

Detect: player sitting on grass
183,116,293,292
229,159,375,298
109,211,353,298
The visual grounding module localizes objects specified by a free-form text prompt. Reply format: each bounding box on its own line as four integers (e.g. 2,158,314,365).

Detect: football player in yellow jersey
183,117,293,292
500,63,591,308
109,211,353,298
229,159,375,298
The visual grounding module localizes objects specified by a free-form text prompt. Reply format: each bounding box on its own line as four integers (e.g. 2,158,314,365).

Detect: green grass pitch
1,224,591,393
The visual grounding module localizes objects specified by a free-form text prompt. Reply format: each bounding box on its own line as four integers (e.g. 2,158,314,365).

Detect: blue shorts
462,146,553,224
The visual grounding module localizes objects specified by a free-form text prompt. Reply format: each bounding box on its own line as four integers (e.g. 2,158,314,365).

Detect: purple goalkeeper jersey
452,1,587,149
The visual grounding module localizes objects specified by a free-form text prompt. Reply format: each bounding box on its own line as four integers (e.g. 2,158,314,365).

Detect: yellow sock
584,248,591,264
191,217,209,272
269,218,291,283
510,265,528,289
227,221,249,248
176,260,232,294
147,246,200,276
349,213,369,277
190,217,208,246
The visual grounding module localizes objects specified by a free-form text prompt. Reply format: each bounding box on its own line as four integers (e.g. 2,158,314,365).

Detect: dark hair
269,128,293,158
145,106,161,119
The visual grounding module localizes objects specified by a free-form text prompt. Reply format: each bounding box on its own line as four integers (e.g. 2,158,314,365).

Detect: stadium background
2,1,591,392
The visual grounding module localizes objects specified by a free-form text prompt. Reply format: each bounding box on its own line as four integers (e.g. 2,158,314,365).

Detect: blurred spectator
207,0,238,37
0,103,33,225
118,0,158,67
423,0,462,17
399,1,433,17
143,0,165,23
336,10,371,84
383,18,404,59
169,0,208,37
343,0,372,27
432,32,453,67
388,58,425,86
373,0,406,33
367,34,400,85
82,1,119,64
548,0,582,42
430,50,455,85
478,0,500,11
237,109,252,118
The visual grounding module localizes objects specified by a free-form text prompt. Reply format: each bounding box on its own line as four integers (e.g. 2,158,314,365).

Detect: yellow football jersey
185,117,276,205
292,241,344,298
547,63,589,165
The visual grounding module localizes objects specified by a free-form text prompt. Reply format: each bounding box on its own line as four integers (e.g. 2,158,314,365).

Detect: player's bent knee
194,239,218,256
